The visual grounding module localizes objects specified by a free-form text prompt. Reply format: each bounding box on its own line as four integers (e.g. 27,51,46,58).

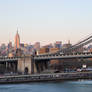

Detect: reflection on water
0,80,92,92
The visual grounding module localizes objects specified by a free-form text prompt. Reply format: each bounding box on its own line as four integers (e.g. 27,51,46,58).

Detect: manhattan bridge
0,34,92,74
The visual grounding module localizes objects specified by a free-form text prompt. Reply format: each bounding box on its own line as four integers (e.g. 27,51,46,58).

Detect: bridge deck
34,52,92,60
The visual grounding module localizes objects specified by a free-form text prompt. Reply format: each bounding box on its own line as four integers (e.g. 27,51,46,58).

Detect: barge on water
0,72,92,84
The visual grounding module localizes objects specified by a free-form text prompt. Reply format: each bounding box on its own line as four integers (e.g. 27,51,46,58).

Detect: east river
0,80,92,92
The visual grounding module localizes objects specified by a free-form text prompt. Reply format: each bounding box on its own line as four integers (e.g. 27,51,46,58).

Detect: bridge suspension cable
58,33,92,53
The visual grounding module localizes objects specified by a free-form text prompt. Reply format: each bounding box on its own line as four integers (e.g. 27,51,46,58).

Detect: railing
0,51,92,61
34,52,92,60
0,72,92,83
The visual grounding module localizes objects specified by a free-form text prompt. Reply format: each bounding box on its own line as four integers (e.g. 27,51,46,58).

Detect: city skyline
0,0,92,45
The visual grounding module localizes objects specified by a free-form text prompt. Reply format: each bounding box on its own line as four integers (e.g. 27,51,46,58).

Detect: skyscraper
54,41,62,49
15,30,20,50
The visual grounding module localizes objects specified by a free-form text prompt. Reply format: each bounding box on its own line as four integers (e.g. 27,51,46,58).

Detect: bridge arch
24,67,29,75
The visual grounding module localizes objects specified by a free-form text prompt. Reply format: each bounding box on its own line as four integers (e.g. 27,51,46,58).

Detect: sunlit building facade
15,30,20,50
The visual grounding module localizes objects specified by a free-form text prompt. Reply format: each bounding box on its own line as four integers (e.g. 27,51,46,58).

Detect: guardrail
34,52,92,60
0,72,92,83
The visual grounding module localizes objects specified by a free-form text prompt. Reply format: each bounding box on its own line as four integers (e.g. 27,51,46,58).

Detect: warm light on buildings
14,30,20,50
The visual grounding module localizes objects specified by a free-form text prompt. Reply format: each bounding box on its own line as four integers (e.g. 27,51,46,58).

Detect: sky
0,0,92,46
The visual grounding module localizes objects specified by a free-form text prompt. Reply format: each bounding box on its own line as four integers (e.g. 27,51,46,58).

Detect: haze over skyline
0,0,92,45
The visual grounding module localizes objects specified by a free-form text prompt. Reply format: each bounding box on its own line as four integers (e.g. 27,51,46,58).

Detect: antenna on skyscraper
17,27,18,33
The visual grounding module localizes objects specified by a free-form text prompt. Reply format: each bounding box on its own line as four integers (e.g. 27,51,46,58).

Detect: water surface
0,80,92,92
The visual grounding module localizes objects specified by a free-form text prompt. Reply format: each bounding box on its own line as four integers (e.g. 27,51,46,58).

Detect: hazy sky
0,0,92,45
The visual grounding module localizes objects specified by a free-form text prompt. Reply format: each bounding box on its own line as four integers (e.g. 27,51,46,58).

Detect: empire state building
15,30,20,50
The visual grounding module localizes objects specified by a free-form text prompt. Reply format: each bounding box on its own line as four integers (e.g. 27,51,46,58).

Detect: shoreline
0,72,92,84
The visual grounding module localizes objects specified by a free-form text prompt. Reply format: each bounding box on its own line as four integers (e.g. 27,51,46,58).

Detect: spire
15,28,20,50
17,28,18,34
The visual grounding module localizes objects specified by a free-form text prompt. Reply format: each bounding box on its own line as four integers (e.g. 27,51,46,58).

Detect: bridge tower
17,55,38,74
